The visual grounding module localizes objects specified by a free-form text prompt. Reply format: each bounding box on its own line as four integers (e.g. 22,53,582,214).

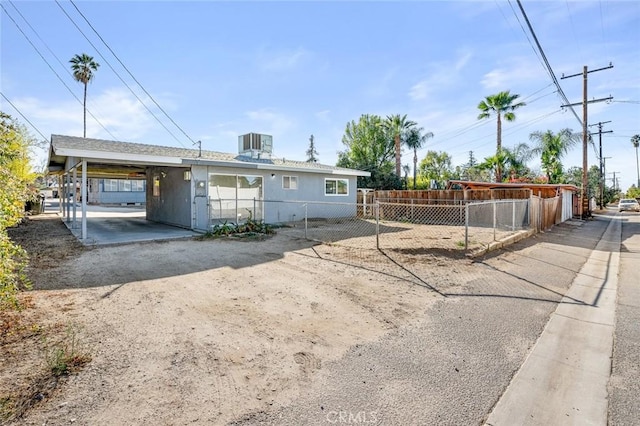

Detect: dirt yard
2,213,464,425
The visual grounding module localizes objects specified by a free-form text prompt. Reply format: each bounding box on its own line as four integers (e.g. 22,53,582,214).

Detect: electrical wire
6,0,122,141
0,2,119,140
68,0,196,145
54,0,187,147
0,91,49,141
511,0,583,128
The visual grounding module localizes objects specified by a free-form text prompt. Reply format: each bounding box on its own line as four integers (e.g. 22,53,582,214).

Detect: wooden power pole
561,64,613,218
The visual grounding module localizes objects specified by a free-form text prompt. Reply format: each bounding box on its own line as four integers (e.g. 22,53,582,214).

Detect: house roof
47,134,370,178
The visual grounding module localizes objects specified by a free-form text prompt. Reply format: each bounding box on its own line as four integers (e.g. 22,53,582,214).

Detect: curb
467,228,537,258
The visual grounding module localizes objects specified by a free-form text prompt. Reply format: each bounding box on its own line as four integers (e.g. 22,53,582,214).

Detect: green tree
530,129,580,183
631,134,639,188
404,127,434,189
418,150,454,189
337,114,400,189
478,150,511,183
382,114,416,178
477,90,526,182
306,134,319,163
70,53,100,138
1,112,36,308
502,142,534,181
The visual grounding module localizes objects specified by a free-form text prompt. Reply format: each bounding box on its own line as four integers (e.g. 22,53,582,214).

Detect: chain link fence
211,198,530,254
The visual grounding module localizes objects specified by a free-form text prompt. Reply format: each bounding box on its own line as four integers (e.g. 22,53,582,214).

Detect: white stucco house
47,133,370,239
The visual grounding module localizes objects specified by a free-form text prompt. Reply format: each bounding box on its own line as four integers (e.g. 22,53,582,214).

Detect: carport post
72,166,77,228
81,159,87,239
65,172,71,222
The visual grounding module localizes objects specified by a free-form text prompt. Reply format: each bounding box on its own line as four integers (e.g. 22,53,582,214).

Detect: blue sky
2,1,639,191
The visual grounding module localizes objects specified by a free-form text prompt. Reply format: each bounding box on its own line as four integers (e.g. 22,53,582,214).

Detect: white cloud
12,88,161,142
480,57,547,91
245,108,294,137
259,47,309,71
408,50,473,102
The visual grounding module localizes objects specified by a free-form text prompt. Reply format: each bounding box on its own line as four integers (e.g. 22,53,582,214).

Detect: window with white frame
325,178,348,196
103,178,146,192
282,175,298,190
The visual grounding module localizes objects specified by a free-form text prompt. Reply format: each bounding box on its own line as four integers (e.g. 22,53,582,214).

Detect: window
282,176,297,190
131,180,145,192
102,178,146,192
325,178,348,196
103,179,119,192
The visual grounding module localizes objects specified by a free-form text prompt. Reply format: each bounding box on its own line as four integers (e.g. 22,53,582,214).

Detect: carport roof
47,134,370,177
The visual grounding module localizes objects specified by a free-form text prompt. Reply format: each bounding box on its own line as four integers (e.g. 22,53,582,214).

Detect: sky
1,0,639,191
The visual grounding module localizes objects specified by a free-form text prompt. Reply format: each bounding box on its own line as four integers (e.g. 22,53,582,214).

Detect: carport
46,134,195,242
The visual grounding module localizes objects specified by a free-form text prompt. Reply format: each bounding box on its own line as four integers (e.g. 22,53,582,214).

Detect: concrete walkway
485,214,621,425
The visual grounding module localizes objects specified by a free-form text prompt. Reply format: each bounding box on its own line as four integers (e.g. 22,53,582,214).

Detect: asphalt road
231,214,624,425
609,211,640,426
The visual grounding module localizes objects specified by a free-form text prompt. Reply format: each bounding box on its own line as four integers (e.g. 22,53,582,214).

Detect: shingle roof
50,134,369,175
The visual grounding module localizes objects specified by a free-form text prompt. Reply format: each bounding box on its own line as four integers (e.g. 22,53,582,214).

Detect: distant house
47,133,370,236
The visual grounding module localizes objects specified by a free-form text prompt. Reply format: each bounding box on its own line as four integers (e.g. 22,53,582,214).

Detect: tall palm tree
70,53,100,138
477,90,526,182
530,129,580,183
382,114,416,177
632,134,640,188
404,126,434,189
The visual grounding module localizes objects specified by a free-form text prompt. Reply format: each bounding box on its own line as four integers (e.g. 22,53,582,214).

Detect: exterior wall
190,165,359,229
87,178,146,205
263,171,358,223
146,166,192,228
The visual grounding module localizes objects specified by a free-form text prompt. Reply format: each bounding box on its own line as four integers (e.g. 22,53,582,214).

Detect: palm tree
477,91,526,182
530,129,580,183
404,127,434,189
632,134,640,188
69,53,100,138
382,114,416,177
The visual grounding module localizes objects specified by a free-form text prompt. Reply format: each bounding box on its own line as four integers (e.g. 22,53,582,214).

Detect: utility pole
561,63,613,218
588,121,613,209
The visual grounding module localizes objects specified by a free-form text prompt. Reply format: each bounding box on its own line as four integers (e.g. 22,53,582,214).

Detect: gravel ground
232,217,610,425
6,213,621,425
609,212,640,426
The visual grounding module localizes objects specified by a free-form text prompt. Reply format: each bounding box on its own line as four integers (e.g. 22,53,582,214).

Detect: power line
0,2,119,140
6,0,122,141
512,0,583,127
68,0,196,145
54,0,187,147
0,91,49,141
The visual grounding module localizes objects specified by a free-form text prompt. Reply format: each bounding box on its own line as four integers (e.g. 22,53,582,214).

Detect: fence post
512,199,516,230
304,203,308,239
493,199,497,241
253,197,256,221
376,201,380,250
465,203,469,250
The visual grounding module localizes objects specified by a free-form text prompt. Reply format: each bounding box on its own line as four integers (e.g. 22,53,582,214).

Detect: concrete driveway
45,198,199,246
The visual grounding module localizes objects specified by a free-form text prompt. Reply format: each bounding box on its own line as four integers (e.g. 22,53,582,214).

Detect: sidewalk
485,214,621,425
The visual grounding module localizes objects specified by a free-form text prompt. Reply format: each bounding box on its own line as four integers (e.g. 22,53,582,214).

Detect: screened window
282,176,298,190
103,179,119,192
325,178,348,196
131,180,145,192
103,179,146,192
